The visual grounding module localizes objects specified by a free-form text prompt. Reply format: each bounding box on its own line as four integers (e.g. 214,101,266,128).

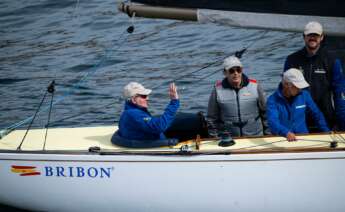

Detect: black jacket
284,47,335,129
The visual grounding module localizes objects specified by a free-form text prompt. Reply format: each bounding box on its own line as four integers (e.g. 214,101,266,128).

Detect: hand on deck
286,132,297,142
169,83,179,100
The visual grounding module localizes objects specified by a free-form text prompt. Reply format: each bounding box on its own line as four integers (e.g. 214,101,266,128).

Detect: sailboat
1,1,345,211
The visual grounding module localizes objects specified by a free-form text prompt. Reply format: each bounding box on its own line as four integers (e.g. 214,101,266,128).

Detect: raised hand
169,83,179,100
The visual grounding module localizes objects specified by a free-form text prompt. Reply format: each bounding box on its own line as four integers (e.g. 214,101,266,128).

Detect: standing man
284,21,343,130
267,68,330,141
207,56,269,137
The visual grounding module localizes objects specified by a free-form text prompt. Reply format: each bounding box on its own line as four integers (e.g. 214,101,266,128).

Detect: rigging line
48,48,248,123
1,29,130,135
36,54,226,125
170,47,249,83
72,0,81,21
151,48,248,90
150,62,223,90
67,31,129,91
298,138,345,144
199,68,222,80
168,139,289,156
246,30,269,50
42,43,259,127
232,139,287,150
3,17,265,131
128,21,188,42
190,31,270,81
42,64,221,125
204,13,264,52
17,89,49,150
43,81,55,151
47,96,122,125
335,132,345,143
40,67,130,125
5,14,181,128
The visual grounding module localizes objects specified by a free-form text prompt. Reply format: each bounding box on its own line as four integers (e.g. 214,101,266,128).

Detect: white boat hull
1,151,345,212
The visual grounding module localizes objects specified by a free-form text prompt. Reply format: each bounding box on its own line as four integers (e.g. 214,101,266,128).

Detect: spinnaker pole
118,2,197,21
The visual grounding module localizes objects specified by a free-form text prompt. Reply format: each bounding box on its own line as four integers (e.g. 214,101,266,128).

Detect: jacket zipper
235,89,243,136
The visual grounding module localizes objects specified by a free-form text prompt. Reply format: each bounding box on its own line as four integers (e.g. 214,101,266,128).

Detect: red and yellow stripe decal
11,165,41,176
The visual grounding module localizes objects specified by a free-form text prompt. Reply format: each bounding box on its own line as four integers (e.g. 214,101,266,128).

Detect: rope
232,139,287,150
297,138,339,143
334,132,345,143
43,81,56,150
17,89,49,150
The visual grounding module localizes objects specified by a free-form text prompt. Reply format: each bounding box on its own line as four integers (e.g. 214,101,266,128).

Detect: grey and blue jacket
207,74,269,137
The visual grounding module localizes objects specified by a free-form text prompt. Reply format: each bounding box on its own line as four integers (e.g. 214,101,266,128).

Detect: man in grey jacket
207,56,269,137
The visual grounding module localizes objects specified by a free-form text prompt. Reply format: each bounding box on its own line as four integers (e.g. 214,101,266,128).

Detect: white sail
198,9,345,36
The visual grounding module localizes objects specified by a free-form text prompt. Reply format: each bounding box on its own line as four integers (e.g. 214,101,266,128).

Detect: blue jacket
118,99,180,140
267,84,330,137
333,59,345,130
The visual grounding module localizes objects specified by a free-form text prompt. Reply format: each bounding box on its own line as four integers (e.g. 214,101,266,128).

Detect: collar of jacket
124,100,150,114
276,82,301,102
302,45,326,58
222,73,249,90
276,83,285,100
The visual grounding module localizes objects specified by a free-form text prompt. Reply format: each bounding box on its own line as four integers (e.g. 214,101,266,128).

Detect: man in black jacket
284,21,343,131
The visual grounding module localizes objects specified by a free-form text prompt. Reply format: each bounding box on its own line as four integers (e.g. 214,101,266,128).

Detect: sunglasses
135,94,148,99
306,33,321,37
227,67,242,74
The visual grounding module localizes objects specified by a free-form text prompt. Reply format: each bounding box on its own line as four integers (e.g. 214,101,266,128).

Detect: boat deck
0,126,345,153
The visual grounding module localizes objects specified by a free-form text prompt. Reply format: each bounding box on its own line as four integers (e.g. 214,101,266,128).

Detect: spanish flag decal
11,165,41,176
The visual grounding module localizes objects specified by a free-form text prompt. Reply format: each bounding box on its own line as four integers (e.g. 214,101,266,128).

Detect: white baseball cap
123,82,152,98
283,68,309,89
223,56,243,70
304,21,323,35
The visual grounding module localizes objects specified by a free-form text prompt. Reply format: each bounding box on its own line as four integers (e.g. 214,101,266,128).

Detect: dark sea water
0,0,302,210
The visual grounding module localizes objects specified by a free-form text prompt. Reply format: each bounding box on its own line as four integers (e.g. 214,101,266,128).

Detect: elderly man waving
112,82,180,148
